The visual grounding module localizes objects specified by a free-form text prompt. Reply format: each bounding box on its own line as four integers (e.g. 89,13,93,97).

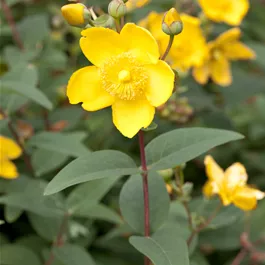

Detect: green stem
161,35,174,61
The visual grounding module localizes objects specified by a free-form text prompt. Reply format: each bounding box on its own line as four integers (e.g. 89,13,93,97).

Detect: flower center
118,70,131,82
99,52,148,100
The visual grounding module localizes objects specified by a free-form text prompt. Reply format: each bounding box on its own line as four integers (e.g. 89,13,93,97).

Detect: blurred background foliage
0,0,265,265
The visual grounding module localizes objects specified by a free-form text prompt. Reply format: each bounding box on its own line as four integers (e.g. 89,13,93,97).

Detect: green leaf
146,128,244,170
66,176,121,213
0,179,64,217
72,203,122,224
4,46,38,67
53,244,96,265
4,206,23,223
119,172,170,234
27,131,89,157
247,41,265,70
222,68,265,106
28,213,62,241
45,150,139,195
32,149,69,177
0,245,41,265
17,14,49,47
129,226,190,265
0,64,52,109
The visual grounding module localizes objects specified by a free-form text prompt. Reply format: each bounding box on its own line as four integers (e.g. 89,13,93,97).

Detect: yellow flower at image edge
193,28,255,86
0,135,22,179
203,155,265,211
198,0,249,26
67,23,175,138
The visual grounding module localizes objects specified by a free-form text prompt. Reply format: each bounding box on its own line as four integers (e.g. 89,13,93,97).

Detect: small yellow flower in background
198,0,249,26
203,155,265,211
162,8,183,36
66,23,175,138
0,135,22,179
193,28,255,86
61,3,87,26
139,12,207,71
126,0,150,12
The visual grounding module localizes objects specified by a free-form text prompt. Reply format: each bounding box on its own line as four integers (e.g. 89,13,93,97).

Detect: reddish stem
138,130,150,265
44,213,69,265
231,249,248,265
187,202,222,246
1,0,24,50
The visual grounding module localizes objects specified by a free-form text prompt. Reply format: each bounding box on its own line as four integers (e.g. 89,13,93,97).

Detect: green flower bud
162,8,183,36
108,0,127,19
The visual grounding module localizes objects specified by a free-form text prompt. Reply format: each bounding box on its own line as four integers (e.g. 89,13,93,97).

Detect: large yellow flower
0,135,22,179
139,12,207,71
198,0,249,26
203,155,265,211
193,28,255,86
66,23,175,138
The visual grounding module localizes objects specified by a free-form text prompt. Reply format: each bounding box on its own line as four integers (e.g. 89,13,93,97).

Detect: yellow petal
215,28,241,47
120,23,160,64
0,159,18,179
222,42,256,60
112,98,155,138
224,162,248,190
204,155,224,182
67,66,114,111
80,27,125,67
0,135,22,159
210,56,232,86
192,63,210,85
232,186,259,211
223,0,249,26
144,60,175,107
203,180,219,197
198,0,249,26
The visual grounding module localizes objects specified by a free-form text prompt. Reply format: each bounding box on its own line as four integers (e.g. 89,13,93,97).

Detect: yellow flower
126,0,150,12
0,135,22,179
139,12,207,71
61,3,86,26
198,0,249,26
193,28,255,86
66,23,175,138
203,155,265,211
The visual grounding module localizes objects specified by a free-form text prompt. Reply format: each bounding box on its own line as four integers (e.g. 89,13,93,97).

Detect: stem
0,109,35,177
175,168,193,229
43,110,50,130
160,35,174,61
120,16,125,29
187,202,222,246
115,19,121,33
230,249,248,265
44,213,69,265
1,0,24,50
138,130,150,265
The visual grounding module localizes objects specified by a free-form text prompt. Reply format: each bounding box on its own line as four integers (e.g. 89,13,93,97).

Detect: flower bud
162,8,183,36
108,0,127,19
61,3,91,27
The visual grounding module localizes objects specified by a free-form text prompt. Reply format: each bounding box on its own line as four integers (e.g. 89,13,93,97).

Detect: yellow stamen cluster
99,52,148,100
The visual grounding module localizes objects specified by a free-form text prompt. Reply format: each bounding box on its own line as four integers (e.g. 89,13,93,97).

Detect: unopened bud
108,0,127,19
162,8,183,36
93,14,115,29
61,3,91,27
